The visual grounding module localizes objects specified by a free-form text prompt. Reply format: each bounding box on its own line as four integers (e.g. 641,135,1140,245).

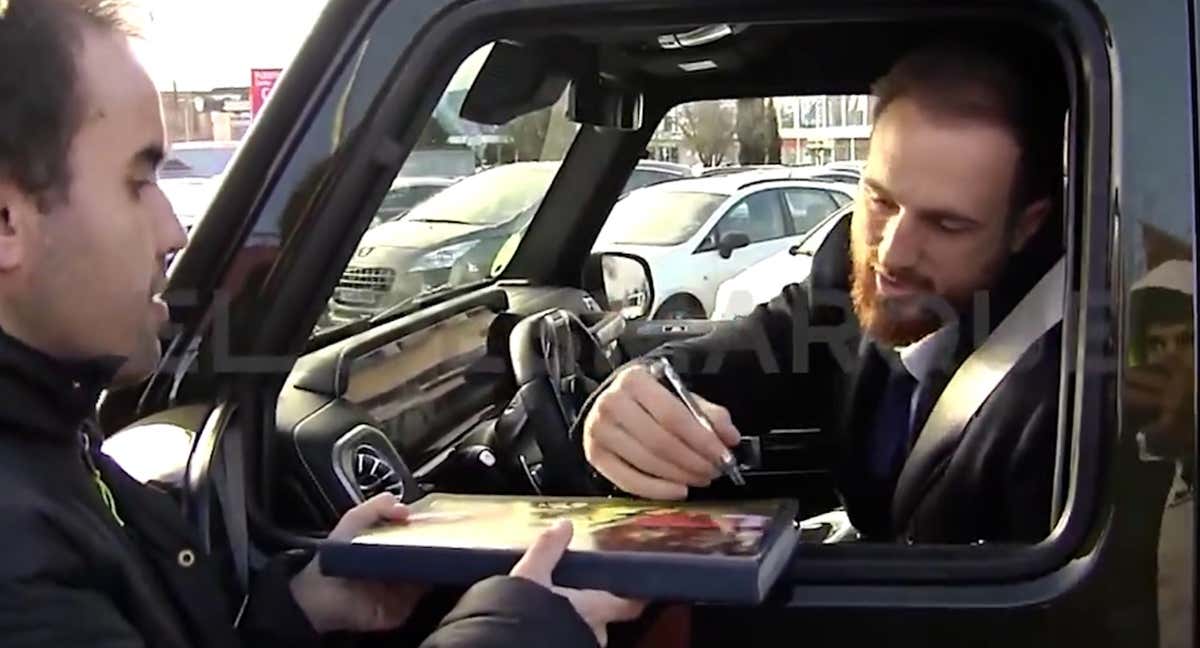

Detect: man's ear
1010,197,1051,253
0,180,34,273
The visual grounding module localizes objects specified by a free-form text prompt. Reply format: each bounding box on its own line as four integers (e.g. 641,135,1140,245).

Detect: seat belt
210,403,251,622
895,256,1067,509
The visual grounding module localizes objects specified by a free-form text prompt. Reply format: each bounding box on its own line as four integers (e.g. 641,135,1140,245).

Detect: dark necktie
867,363,918,483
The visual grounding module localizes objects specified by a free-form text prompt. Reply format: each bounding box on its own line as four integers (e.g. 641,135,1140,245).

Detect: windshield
404,164,558,226
315,42,580,337
599,191,728,246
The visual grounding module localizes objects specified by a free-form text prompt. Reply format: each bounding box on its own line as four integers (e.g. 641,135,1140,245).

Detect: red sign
250,68,283,118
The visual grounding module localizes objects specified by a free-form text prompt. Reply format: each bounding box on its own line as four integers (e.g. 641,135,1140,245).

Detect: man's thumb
510,519,573,586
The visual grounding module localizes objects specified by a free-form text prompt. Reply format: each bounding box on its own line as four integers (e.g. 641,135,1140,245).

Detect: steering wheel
494,308,616,494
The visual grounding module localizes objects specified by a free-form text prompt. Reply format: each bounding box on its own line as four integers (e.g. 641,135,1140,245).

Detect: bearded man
577,40,1067,544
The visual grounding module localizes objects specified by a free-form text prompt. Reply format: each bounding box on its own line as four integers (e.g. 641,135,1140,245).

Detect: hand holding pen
580,356,744,500
646,357,746,486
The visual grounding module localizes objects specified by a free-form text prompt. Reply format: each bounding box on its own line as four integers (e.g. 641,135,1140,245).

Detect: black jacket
585,217,1065,544
0,330,599,648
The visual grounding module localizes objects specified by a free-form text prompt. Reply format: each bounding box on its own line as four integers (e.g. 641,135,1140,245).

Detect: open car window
165,5,1188,643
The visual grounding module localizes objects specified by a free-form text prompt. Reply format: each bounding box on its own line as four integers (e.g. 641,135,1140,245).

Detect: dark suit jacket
590,215,1065,544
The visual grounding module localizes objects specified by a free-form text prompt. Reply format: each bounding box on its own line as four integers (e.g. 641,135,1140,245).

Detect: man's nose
876,209,922,270
158,200,188,260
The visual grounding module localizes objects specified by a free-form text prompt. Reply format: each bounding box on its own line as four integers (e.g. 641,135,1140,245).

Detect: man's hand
511,519,646,647
290,494,426,634
583,364,741,500
1126,359,1195,457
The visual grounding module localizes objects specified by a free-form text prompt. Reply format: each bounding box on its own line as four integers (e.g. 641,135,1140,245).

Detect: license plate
336,288,379,306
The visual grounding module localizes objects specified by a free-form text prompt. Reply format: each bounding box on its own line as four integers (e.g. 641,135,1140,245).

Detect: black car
104,2,1196,647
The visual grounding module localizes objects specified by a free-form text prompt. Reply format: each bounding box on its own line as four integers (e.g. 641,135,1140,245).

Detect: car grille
338,267,395,293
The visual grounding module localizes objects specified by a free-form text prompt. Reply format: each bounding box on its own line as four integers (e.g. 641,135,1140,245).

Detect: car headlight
409,240,480,272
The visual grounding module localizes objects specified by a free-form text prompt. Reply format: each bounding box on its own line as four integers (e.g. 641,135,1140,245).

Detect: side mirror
718,231,751,259
582,252,655,320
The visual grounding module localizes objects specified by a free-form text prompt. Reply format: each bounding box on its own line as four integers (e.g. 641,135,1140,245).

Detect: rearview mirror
582,252,655,319
568,77,644,131
718,231,751,259
460,39,643,130
459,41,570,125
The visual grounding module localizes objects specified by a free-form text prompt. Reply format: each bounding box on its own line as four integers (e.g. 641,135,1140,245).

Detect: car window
713,190,787,245
316,43,579,334
783,188,839,234
596,191,728,246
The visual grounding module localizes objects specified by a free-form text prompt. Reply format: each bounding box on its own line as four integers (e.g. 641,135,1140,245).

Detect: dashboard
272,281,618,531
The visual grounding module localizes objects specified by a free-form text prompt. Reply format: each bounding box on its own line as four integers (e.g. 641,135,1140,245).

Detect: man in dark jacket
580,42,1068,544
0,1,641,646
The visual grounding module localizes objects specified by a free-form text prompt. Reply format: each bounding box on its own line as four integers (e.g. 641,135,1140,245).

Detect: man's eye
938,219,972,233
869,194,896,211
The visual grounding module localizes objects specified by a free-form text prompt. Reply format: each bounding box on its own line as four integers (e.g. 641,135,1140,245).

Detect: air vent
353,444,405,499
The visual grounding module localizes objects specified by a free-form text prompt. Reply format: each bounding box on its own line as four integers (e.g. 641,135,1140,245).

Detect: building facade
649,94,876,168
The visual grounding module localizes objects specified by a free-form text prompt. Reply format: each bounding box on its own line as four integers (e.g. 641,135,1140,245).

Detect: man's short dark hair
871,40,1066,212
0,0,133,209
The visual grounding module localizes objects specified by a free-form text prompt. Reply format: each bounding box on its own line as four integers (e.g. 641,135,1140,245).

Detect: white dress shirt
896,323,959,429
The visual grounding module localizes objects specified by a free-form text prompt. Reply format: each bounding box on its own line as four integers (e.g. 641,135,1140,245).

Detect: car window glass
315,43,580,334
784,189,839,234
718,190,786,244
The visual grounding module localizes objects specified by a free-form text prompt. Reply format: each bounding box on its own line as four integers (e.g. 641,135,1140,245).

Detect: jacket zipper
81,428,126,527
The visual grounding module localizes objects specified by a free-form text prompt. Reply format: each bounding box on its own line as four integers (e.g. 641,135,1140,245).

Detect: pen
648,357,746,486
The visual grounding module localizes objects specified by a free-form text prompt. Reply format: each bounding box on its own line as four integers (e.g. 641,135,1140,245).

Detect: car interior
102,0,1109,601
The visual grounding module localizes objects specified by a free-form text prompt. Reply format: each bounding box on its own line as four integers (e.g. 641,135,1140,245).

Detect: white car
711,204,852,320
592,172,855,319
160,175,223,234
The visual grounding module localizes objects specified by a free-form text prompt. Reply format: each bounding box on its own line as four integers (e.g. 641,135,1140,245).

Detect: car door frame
115,0,1129,626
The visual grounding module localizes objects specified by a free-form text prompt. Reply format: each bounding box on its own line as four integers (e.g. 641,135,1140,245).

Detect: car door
690,188,793,311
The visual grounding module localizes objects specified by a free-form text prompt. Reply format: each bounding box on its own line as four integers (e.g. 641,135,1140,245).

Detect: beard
850,237,955,348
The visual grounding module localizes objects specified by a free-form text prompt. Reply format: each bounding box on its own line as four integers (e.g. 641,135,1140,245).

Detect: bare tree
678,101,736,167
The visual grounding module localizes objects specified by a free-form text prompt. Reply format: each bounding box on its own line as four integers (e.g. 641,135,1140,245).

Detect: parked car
326,159,691,324
369,176,460,227
700,164,792,177
160,140,240,180
711,204,851,319
592,173,855,318
160,174,224,234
